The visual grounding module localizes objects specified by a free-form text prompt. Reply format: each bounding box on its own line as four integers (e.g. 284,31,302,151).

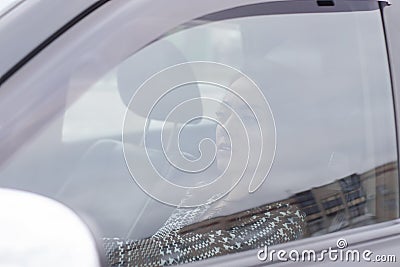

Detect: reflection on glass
101,7,399,266
0,3,398,267
103,161,398,266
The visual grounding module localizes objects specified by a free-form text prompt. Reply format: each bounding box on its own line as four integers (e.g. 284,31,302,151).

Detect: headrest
117,40,202,123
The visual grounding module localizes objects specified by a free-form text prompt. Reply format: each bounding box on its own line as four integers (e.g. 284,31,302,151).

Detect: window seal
379,0,400,218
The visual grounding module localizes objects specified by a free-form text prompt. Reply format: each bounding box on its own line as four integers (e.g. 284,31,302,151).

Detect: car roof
0,0,99,78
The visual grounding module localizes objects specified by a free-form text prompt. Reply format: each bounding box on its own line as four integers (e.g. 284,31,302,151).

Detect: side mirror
0,188,103,267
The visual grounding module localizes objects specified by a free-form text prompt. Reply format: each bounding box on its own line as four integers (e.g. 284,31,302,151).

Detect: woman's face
215,78,262,186
212,75,276,203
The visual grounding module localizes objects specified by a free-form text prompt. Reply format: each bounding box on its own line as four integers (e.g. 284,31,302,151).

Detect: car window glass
0,5,398,266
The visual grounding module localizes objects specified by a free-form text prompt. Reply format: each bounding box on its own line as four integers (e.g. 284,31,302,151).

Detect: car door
0,0,399,266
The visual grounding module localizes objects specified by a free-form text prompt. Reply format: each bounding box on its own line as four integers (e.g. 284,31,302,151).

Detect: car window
0,1,398,266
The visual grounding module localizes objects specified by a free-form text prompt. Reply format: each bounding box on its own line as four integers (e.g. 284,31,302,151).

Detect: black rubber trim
317,0,335,7
199,0,377,22
379,1,400,216
0,0,111,86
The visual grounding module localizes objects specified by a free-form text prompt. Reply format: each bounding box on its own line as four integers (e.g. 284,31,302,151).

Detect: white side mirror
0,188,102,267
